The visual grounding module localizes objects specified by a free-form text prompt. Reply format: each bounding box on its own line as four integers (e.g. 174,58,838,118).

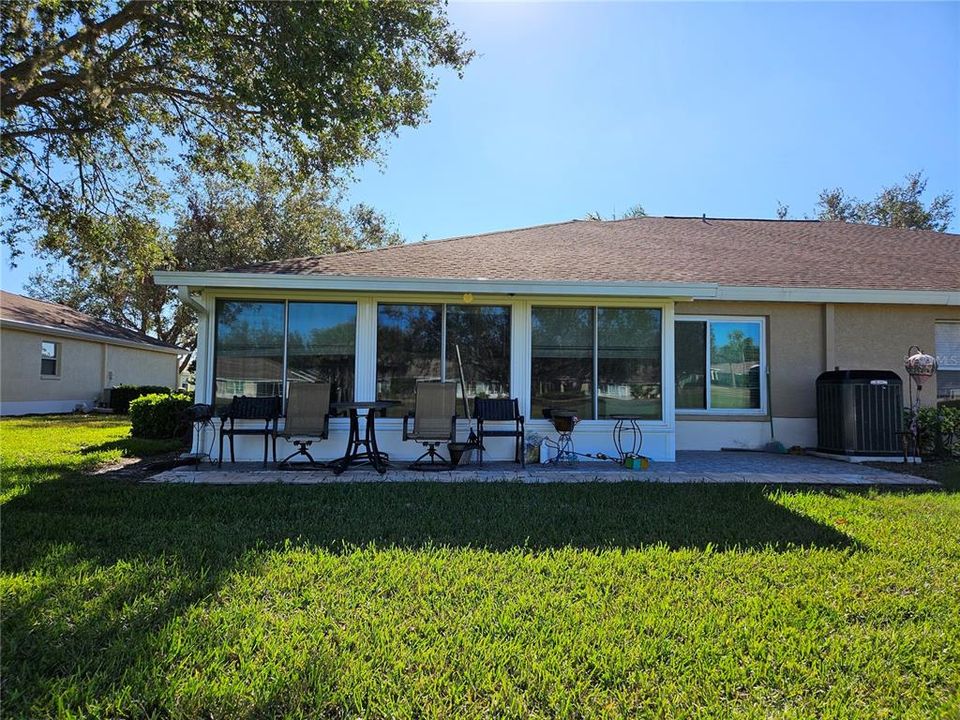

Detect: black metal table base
333,408,390,475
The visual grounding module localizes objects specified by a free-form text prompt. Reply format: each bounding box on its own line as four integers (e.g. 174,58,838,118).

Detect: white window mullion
593,306,599,420
440,304,448,383
281,301,290,411
704,320,712,411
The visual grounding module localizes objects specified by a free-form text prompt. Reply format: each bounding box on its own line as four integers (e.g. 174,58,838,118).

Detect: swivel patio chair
275,382,331,467
402,381,458,470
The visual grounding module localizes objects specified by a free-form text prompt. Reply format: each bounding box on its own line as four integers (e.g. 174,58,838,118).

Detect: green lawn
2,416,959,719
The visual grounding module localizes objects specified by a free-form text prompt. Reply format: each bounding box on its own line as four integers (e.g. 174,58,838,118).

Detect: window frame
40,340,60,379
935,321,960,371
375,301,512,413
935,320,960,401
674,315,767,416
211,299,358,411
530,304,664,421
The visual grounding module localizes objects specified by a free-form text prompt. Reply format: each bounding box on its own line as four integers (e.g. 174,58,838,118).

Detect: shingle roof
226,217,960,292
0,291,181,351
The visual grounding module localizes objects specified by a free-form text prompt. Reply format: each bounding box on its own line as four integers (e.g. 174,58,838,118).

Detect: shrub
905,405,960,457
109,385,172,414
129,393,193,439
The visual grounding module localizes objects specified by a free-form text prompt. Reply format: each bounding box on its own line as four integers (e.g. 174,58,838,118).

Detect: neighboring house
154,217,960,462
0,291,183,416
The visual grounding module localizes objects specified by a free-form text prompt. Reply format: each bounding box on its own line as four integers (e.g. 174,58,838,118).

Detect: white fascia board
152,271,960,306
0,319,184,354
152,271,719,299
715,285,960,306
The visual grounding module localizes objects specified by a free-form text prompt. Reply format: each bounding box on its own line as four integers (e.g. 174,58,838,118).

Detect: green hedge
129,393,193,439
109,385,172,414
906,405,960,457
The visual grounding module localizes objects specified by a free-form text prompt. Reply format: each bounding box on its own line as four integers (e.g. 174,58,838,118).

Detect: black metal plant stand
610,414,644,462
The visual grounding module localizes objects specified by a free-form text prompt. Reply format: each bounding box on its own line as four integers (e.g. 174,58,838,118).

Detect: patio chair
402,381,458,470
475,397,525,467
275,382,331,467
218,395,282,467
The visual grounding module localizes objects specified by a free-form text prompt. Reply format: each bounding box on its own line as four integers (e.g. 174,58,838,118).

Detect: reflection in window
710,322,761,409
446,305,511,413
597,308,662,419
286,302,356,405
40,341,59,377
214,300,285,410
531,307,594,420
675,321,707,409
675,318,763,411
376,304,442,416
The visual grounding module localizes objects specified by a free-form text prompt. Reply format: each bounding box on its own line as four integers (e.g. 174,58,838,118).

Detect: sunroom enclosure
194,290,682,463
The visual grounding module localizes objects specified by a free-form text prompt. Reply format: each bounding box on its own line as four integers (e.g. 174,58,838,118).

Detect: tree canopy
1,0,472,258
585,204,647,221
28,166,403,364
781,171,954,231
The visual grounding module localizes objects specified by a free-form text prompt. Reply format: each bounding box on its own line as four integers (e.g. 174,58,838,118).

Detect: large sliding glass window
597,308,662,418
675,317,764,412
446,305,511,411
376,303,511,417
376,304,442,416
214,300,285,410
286,302,357,404
531,307,594,420
531,306,662,420
213,299,357,410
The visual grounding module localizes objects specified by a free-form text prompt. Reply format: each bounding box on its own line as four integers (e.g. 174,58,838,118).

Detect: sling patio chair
275,382,332,467
475,397,525,467
402,381,458,470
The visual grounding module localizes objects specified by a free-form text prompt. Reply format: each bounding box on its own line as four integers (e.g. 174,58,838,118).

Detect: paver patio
148,450,936,486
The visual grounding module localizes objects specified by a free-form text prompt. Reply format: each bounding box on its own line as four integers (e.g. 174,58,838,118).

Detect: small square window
41,341,59,377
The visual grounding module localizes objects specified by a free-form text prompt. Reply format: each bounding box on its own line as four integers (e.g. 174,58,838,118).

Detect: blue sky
2,1,958,293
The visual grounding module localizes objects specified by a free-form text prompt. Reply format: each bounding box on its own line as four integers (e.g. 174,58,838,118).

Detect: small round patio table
330,400,401,475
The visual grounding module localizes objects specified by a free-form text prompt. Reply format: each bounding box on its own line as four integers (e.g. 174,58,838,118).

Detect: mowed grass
2,417,959,719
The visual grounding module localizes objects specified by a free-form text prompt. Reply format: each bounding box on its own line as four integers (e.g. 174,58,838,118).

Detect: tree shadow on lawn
1,474,872,715
5,476,863,568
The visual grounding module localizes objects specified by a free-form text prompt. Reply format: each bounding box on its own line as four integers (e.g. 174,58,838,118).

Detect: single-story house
0,290,183,415
154,217,960,462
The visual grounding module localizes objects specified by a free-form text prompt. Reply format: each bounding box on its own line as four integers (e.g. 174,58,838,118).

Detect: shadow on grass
2,465,867,715
5,474,861,568
78,436,186,458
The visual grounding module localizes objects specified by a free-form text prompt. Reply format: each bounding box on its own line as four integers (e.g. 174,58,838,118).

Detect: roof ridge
658,216,822,223
226,219,583,270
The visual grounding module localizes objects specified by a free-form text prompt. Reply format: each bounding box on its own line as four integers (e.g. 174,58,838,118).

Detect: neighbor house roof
0,291,182,353
219,218,959,292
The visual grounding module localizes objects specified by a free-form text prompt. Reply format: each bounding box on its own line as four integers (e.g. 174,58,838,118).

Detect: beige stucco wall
675,300,960,418
0,327,179,414
833,304,960,407
1,328,104,405
106,344,179,389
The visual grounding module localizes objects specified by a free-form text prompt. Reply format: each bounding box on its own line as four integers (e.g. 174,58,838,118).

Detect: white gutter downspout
177,285,210,457
177,286,207,315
